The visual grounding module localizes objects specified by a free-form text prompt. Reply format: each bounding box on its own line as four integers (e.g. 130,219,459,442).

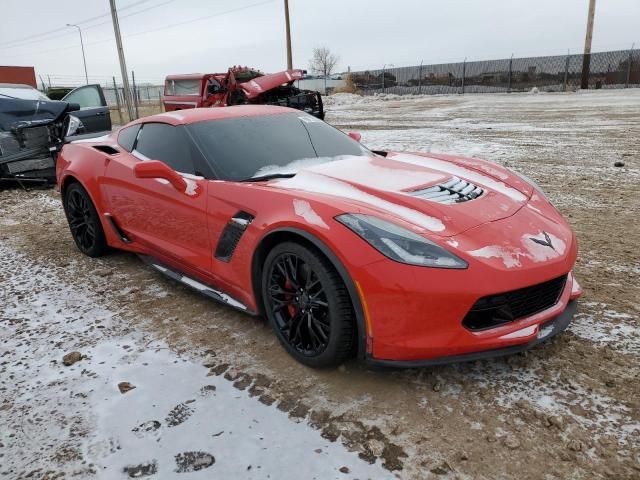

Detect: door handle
96,112,106,116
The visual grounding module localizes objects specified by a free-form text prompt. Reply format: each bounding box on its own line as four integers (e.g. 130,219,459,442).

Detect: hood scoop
408,176,484,204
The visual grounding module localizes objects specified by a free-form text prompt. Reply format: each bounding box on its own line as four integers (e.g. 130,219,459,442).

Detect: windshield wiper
240,172,297,182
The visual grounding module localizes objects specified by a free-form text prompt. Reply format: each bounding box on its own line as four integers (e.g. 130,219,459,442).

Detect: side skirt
138,254,254,315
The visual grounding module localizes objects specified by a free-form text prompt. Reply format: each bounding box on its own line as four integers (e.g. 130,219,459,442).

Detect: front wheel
261,242,355,367
63,182,109,257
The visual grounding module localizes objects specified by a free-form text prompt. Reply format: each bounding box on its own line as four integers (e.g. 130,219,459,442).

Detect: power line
0,0,276,58
0,0,151,48
1,0,178,51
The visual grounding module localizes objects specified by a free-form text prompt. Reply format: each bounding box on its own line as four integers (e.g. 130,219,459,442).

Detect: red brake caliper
284,279,297,318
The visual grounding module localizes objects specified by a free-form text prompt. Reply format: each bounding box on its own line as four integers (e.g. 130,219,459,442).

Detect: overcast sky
1,0,638,87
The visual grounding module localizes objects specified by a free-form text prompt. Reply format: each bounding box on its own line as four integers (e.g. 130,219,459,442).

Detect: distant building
0,66,37,88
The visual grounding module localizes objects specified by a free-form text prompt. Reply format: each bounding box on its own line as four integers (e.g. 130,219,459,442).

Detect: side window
62,85,105,108
134,123,195,174
117,124,140,152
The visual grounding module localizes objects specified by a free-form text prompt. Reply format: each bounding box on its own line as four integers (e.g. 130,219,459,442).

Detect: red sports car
56,106,582,368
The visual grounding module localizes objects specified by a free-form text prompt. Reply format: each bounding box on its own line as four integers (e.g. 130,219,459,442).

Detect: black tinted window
303,118,366,158
135,123,195,174
117,124,140,152
187,113,370,181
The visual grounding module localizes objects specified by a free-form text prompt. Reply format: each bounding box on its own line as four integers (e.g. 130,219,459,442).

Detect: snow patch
467,245,525,268
293,199,329,229
276,171,446,233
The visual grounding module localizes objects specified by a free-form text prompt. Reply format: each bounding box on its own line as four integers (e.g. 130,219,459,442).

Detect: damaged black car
0,83,111,185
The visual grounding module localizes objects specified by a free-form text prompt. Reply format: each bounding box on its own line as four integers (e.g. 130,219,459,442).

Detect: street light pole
67,23,88,84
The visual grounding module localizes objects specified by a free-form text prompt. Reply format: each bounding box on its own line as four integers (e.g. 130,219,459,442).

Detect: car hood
270,152,534,237
240,69,304,99
0,98,71,131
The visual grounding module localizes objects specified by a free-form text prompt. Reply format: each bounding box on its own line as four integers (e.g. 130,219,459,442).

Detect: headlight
336,214,467,269
65,115,84,137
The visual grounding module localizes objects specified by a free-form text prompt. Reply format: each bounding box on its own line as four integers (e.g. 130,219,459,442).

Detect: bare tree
309,47,339,77
309,47,339,93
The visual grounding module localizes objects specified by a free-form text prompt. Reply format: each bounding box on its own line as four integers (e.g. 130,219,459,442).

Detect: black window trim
117,123,142,152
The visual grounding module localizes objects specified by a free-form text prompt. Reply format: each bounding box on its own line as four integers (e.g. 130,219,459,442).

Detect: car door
102,122,212,274
62,84,112,133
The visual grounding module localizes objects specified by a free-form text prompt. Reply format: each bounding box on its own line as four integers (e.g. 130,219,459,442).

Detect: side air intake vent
92,145,119,155
214,211,254,262
409,177,483,204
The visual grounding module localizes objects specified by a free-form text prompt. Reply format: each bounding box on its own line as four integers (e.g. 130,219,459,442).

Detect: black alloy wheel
262,242,355,367
64,183,108,257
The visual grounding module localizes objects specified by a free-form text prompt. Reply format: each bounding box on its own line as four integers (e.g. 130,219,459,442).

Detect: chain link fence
351,49,640,95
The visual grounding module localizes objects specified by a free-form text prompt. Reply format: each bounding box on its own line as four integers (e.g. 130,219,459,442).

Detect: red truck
163,66,324,119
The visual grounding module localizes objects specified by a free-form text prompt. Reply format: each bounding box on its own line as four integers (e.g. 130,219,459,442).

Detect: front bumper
367,299,577,368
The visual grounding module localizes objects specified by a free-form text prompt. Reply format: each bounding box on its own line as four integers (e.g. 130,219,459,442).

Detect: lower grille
463,275,567,331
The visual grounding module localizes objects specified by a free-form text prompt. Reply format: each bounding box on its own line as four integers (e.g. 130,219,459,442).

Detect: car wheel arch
251,227,367,359
60,175,108,232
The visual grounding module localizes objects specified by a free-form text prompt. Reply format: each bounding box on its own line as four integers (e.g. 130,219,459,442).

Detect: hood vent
408,176,483,204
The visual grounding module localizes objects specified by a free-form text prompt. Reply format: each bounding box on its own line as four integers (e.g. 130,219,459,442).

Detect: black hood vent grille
409,176,483,204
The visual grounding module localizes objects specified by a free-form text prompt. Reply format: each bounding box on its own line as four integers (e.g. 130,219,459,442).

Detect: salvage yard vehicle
0,83,111,184
163,66,324,119
56,105,582,367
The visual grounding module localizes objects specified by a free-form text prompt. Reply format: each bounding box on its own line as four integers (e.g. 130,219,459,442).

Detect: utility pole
109,0,136,120
67,24,88,84
580,0,596,89
284,0,292,69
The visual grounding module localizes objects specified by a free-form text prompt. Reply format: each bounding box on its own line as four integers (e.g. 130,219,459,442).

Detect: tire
63,182,109,257
261,242,355,367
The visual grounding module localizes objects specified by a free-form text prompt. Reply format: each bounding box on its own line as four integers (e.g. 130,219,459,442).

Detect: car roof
130,105,303,126
165,73,209,81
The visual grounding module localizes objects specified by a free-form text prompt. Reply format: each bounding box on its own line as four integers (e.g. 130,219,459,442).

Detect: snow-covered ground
0,242,390,479
1,89,639,479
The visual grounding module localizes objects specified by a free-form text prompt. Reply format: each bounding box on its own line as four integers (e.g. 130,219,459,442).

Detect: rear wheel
262,242,355,367
63,182,108,257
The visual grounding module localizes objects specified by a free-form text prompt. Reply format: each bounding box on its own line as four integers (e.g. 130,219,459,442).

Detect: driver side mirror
133,160,187,192
347,131,362,142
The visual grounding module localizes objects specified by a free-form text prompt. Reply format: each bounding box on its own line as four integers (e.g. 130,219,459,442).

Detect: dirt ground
1,89,639,479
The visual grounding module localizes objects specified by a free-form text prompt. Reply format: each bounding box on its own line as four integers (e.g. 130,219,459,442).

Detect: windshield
187,112,372,181
0,85,49,101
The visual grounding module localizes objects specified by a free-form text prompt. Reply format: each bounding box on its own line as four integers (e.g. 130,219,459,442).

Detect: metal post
563,50,570,91
47,75,51,88
581,0,597,89
284,0,293,69
461,58,466,94
109,0,135,120
158,91,163,111
626,43,635,88
67,24,88,84
38,75,46,92
112,76,124,125
131,70,140,119
418,60,423,94
382,65,386,93
508,54,513,93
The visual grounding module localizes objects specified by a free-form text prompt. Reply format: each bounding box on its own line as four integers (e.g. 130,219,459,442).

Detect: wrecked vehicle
163,66,324,119
0,84,111,184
